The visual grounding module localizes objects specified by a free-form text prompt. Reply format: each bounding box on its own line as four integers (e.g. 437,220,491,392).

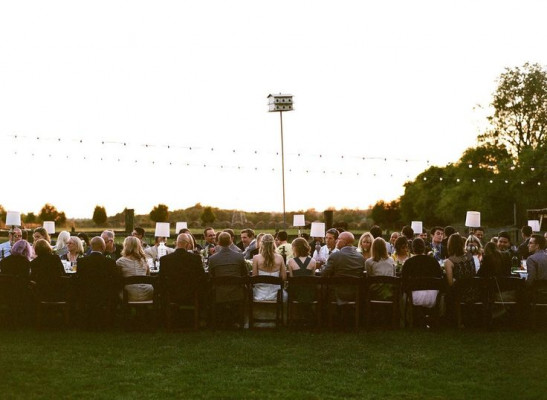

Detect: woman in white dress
252,234,287,301
116,236,153,302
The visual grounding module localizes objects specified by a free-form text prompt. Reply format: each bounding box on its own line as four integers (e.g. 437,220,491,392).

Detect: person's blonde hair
122,236,147,263
69,236,84,254
55,231,71,251
371,237,388,262
259,234,276,269
358,232,374,253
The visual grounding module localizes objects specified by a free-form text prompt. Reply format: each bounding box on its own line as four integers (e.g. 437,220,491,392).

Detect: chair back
122,275,157,304
365,275,402,302
287,275,322,303
211,275,248,303
453,277,490,304
406,277,445,292
32,276,72,303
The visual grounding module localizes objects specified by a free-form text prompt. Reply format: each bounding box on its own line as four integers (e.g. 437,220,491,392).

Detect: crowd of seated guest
0,222,546,330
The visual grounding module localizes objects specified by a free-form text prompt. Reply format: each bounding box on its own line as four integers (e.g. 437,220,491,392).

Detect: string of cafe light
4,132,546,175
5,133,435,166
421,175,544,186
9,147,423,180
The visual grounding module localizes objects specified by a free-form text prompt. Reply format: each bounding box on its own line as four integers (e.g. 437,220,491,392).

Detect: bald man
76,236,117,329
159,234,206,308
321,231,364,303
322,231,365,278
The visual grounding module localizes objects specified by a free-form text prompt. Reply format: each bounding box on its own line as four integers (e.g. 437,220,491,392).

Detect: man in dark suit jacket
159,233,206,305
209,232,248,302
208,232,248,327
76,236,117,329
322,231,364,301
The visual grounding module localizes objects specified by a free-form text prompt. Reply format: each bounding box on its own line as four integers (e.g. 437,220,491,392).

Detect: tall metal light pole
267,93,293,228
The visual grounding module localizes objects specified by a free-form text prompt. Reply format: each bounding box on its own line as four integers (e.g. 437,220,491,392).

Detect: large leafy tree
480,62,547,155
149,204,169,223
38,203,67,225
200,206,216,226
92,205,108,226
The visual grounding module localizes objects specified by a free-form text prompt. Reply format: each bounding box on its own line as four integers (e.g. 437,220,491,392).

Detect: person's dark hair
77,232,90,246
300,233,310,240
370,225,382,239
483,241,499,257
203,227,214,236
498,231,511,242
291,237,311,258
371,237,388,261
223,229,235,239
277,231,288,241
241,228,255,238
34,227,51,243
444,226,456,238
447,233,465,257
134,227,145,237
326,228,339,239
411,238,425,255
401,225,414,239
522,225,533,237
34,239,53,257
531,234,546,250
395,236,409,253
430,226,444,236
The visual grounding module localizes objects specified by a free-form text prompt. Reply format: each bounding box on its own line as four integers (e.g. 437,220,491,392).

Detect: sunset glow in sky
1,0,545,218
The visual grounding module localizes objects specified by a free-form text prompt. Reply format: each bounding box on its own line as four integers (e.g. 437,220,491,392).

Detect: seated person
116,237,153,302
252,234,286,301
30,239,66,301
365,237,396,300
287,237,317,303
401,238,442,308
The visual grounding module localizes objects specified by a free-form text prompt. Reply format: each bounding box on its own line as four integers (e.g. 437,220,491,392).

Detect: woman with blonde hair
116,236,153,302
365,237,396,300
357,232,374,260
61,236,85,265
54,231,71,257
252,233,286,301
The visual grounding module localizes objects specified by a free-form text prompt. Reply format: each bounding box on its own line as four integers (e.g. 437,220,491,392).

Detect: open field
0,328,546,399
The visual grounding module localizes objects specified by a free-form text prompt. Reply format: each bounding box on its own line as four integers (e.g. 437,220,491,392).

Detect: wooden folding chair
122,276,158,331
405,277,445,329
248,275,284,329
287,275,323,329
453,277,490,329
323,275,362,331
364,275,402,330
210,275,248,330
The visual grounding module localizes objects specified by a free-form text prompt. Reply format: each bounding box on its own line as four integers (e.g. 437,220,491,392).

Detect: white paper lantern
293,215,305,227
411,221,423,234
154,222,170,238
5,211,21,226
43,221,56,234
528,220,541,232
465,211,481,228
310,222,325,238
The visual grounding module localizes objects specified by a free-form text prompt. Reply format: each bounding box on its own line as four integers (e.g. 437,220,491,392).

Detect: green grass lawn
0,329,546,399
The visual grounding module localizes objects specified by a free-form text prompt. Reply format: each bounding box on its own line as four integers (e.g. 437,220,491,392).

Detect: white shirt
312,245,338,263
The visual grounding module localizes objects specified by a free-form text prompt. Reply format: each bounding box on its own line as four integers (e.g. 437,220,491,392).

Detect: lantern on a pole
268,93,294,228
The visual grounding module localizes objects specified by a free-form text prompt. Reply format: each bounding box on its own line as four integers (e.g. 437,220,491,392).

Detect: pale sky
1,0,545,219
